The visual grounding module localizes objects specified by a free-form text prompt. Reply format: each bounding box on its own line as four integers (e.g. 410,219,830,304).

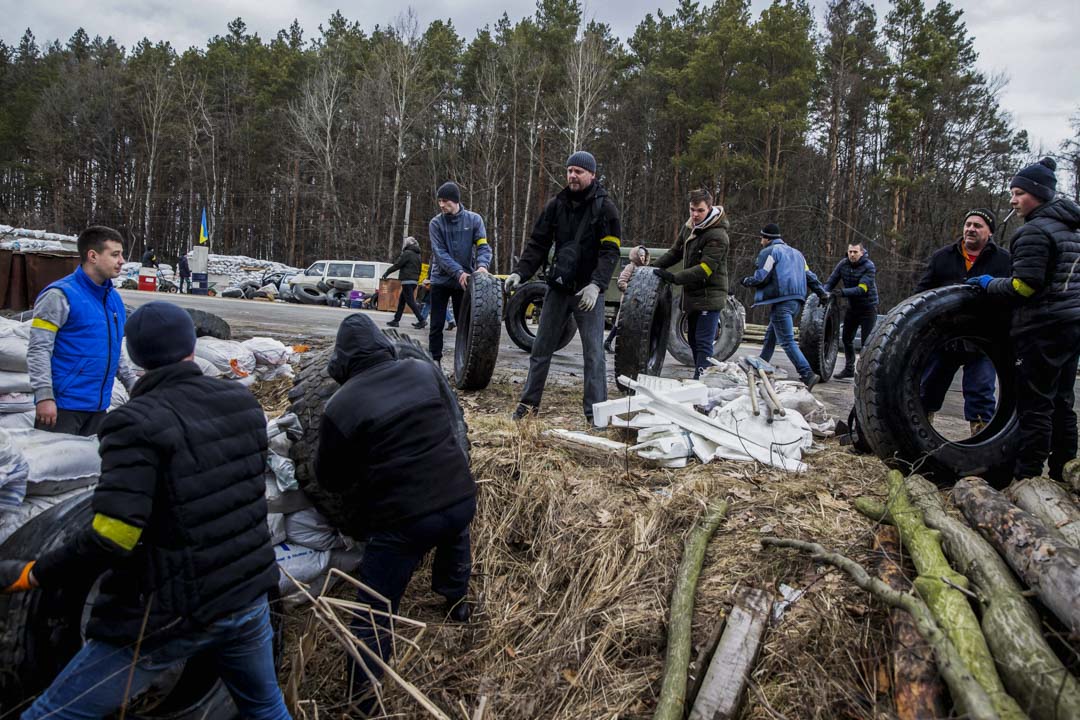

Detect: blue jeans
760,300,813,380
22,597,289,720
919,345,996,422
687,309,721,378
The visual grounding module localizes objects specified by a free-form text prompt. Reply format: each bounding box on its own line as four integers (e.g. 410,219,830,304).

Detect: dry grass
275,380,903,719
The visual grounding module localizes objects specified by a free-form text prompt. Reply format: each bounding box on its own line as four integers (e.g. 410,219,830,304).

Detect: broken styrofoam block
543,429,628,454
592,377,709,428
690,433,719,464
607,412,669,430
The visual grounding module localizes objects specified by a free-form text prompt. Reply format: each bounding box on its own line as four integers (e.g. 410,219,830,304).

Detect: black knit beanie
1010,157,1057,202
566,151,597,174
437,181,461,204
125,301,196,370
964,208,996,234
760,223,782,239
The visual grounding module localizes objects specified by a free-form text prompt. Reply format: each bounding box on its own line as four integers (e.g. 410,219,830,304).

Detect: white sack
284,507,347,551
194,337,256,379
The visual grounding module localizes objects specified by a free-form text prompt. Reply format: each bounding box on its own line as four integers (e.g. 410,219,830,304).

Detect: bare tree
561,32,611,156
134,61,175,246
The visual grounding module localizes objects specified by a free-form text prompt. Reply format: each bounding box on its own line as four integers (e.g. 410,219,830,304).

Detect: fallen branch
953,476,1080,635
652,500,730,720
760,536,998,720
907,473,1080,720
1006,477,1080,548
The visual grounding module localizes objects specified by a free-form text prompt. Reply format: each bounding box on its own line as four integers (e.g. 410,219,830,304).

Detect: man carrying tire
2,302,289,719
505,151,622,423
969,157,1080,482
915,208,1011,434
428,181,491,362
823,241,878,379
652,188,730,379
383,236,426,329
314,314,476,709
27,225,136,436
741,223,827,390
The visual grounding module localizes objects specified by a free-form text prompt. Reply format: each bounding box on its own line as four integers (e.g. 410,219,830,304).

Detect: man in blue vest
27,225,131,436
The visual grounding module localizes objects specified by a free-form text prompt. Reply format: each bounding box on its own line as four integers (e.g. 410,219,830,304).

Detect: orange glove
0,560,36,593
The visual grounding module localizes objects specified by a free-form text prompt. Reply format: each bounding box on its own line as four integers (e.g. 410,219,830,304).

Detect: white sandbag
0,393,34,413
0,410,34,430
256,364,294,381
267,453,297,492
284,507,347,551
7,429,101,494
0,371,32,394
243,337,291,367
274,542,330,595
267,512,287,545
194,337,256,379
0,486,91,546
267,412,302,458
0,323,30,372
109,383,129,411
0,428,29,512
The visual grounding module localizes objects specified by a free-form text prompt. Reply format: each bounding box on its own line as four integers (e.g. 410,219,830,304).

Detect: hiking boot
447,322,457,331
835,366,854,380
512,403,537,421
802,372,821,391
413,320,427,329
444,598,472,623
386,320,400,327
970,420,987,436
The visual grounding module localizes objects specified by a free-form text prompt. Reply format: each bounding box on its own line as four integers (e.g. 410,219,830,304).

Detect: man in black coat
970,157,1080,481
915,208,1011,434
823,241,878,379
2,302,287,719
384,236,426,329
315,314,476,706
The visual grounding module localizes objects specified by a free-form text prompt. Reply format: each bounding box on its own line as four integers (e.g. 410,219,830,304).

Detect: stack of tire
853,285,1017,487
666,294,746,367
292,279,354,307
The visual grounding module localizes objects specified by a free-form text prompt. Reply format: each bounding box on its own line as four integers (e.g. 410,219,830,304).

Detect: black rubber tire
221,288,244,299
454,271,503,390
0,492,241,718
293,285,327,306
799,295,840,381
288,335,470,538
614,269,672,391
315,280,331,294
328,279,354,292
184,308,231,340
503,282,577,353
854,285,1018,487
667,295,746,366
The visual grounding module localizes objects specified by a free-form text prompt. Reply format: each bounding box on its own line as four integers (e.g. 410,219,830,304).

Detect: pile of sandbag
0,317,34,429
115,262,176,288
0,225,78,253
204,253,303,290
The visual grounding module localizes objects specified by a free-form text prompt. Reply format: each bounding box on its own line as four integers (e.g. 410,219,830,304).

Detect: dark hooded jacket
987,195,1080,335
654,206,730,312
384,242,423,284
315,315,474,533
824,253,879,309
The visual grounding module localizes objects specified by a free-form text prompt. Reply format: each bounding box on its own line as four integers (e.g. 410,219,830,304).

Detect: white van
288,260,396,295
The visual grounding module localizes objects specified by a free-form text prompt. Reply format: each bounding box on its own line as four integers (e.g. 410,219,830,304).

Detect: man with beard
915,209,1011,434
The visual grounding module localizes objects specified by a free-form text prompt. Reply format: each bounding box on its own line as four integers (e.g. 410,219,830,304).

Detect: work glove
653,269,676,284
966,275,992,290
740,276,755,288
504,273,522,294
815,288,829,302
576,283,601,312
0,560,36,594
830,287,844,297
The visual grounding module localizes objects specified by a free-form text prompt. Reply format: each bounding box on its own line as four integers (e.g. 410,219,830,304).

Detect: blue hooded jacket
744,238,824,307
428,208,492,287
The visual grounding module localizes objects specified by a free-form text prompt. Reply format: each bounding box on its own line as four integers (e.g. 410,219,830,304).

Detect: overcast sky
4,0,1078,152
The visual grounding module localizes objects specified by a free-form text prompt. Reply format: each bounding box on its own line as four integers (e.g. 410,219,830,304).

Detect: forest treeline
2,0,1079,312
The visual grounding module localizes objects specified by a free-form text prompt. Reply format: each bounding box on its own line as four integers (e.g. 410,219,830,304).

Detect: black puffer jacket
988,196,1080,335
33,362,277,649
315,315,475,533
824,254,878,308
515,182,622,294
384,243,423,284
915,239,1011,292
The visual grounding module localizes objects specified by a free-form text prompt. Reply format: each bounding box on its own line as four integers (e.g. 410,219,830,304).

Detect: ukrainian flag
199,209,209,245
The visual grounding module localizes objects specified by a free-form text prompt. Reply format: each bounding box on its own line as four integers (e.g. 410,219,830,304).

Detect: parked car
288,259,397,296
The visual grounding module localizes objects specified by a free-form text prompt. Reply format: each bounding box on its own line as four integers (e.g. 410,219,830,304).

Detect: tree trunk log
652,501,729,720
873,526,949,720
1006,477,1080,548
761,536,999,720
953,476,1080,635
907,474,1080,720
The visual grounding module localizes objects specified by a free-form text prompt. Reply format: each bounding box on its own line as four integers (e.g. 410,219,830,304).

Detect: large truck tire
453,271,503,391
798,295,840,381
667,295,746,366
0,492,253,719
293,285,327,306
504,282,576,353
854,285,1017,487
184,308,231,340
288,335,469,538
614,270,672,391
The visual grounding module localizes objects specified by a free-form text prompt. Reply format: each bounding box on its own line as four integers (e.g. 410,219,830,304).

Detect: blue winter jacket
40,266,126,412
429,208,492,287
744,239,824,307
823,254,878,308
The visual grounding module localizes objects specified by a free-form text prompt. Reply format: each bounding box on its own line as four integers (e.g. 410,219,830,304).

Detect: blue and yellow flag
199,209,209,245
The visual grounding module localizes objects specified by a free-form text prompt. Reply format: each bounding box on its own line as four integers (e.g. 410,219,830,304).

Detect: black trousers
841,305,877,369
393,283,424,322
428,284,464,361
1014,323,1080,481
35,408,106,436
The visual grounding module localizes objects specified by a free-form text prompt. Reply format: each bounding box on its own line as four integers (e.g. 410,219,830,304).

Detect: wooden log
953,476,1080,635
879,471,1026,720
761,536,999,720
1006,477,1080,548
688,587,771,720
652,501,729,720
907,473,1080,720
873,526,949,720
